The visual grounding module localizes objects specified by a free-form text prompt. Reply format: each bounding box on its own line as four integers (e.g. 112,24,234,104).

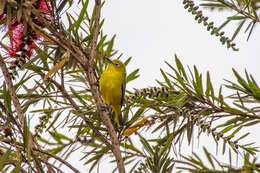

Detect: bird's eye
114,63,119,67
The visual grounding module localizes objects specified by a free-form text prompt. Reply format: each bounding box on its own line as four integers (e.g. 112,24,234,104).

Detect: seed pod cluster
125,87,179,103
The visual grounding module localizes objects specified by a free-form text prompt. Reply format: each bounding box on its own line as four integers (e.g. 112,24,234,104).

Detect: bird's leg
101,105,122,135
100,104,109,111
94,77,100,87
94,81,99,87
90,81,99,88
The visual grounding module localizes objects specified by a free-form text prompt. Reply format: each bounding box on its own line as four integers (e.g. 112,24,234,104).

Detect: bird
99,58,126,125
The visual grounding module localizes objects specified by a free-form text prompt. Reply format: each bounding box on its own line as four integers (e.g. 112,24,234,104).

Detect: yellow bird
99,59,126,125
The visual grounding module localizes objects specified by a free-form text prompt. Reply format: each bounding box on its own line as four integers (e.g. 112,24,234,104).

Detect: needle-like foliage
0,0,259,173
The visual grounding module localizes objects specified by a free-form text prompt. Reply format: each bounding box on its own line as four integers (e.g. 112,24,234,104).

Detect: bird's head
106,58,126,74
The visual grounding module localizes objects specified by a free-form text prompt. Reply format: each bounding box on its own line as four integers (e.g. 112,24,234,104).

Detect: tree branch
32,1,125,172
31,16,89,72
87,0,126,172
0,55,24,127
35,148,80,173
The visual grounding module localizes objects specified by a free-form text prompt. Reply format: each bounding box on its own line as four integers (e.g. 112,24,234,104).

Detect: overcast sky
61,0,260,172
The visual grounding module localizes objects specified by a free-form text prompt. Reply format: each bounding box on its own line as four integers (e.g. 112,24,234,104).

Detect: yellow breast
100,70,123,105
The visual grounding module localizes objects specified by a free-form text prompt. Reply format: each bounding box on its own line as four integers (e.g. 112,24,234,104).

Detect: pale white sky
61,0,260,172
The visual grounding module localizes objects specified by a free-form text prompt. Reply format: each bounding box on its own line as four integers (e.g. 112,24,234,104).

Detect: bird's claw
100,104,109,111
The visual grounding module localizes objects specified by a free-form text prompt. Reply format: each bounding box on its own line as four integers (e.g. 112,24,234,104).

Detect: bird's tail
118,111,123,126
112,105,123,126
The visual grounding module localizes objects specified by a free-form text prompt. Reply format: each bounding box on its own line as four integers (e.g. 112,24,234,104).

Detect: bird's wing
120,75,126,107
118,75,126,126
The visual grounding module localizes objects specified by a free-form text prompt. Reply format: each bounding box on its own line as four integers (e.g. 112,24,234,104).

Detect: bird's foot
100,104,109,111
93,81,99,87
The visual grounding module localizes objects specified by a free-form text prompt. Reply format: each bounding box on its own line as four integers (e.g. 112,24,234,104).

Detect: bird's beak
106,57,114,65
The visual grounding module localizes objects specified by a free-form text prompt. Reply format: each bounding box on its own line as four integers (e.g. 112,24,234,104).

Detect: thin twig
2,138,78,173
173,160,201,170
31,18,89,71
35,148,80,173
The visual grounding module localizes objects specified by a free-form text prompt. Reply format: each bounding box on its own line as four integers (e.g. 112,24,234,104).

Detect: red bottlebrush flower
26,42,37,58
7,19,40,68
0,14,6,21
37,0,52,11
8,20,24,57
0,0,52,75
9,50,17,58
34,0,53,21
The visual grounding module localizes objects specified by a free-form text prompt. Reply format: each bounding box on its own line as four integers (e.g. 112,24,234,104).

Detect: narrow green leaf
97,34,107,49
139,134,154,156
126,69,140,83
175,55,188,81
220,124,235,134
0,148,11,170
199,3,225,7
244,21,253,33
50,131,72,143
70,87,87,106
186,120,193,145
203,147,215,169
121,143,142,154
129,160,141,173
3,83,12,113
244,120,260,126
247,21,255,41
126,104,147,126
231,19,246,41
228,149,232,167
160,69,173,89
222,140,227,154
205,71,215,101
46,111,62,132
57,0,68,13
162,158,174,173
124,57,132,66
47,146,66,155
90,2,96,30
49,131,63,144
192,153,206,168
99,19,105,31
170,66,190,92
106,35,116,58
193,65,203,96
159,133,174,157
11,161,21,173
235,132,250,142
227,16,246,20
230,125,243,137
223,105,246,115
217,19,231,32
75,0,89,31
23,116,29,152
85,147,108,165
37,136,56,145
218,85,223,107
